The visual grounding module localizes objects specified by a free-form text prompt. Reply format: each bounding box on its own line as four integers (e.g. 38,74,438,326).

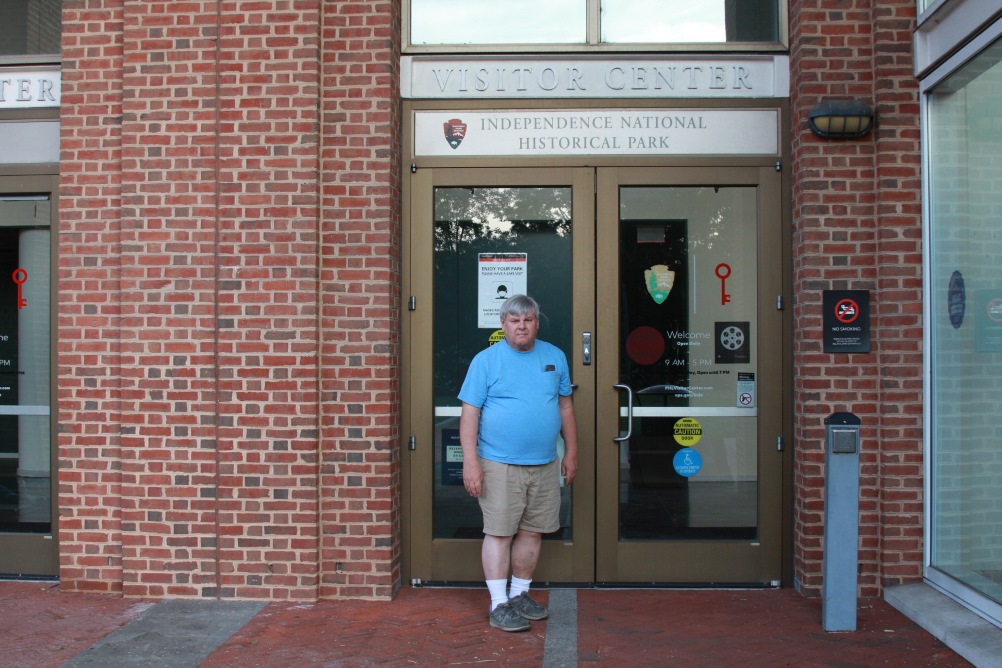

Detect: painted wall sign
401,56,790,99
477,253,527,328
822,289,871,353
0,69,60,109
415,109,780,157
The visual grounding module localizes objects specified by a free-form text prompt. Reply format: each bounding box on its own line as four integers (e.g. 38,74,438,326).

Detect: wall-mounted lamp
808,100,875,139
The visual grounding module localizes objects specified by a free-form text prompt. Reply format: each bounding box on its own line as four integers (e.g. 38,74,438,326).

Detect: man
458,294,579,632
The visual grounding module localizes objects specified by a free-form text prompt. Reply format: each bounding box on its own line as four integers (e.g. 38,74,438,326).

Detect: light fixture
808,100,875,139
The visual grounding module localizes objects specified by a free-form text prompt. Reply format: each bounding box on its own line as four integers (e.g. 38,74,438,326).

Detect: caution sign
673,417,702,446
488,329,505,346
823,289,870,353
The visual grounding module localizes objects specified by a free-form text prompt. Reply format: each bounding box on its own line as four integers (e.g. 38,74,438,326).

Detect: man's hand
463,458,484,497
459,402,483,496
561,449,579,486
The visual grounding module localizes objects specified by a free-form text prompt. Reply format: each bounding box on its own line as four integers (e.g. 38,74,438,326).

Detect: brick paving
0,582,972,667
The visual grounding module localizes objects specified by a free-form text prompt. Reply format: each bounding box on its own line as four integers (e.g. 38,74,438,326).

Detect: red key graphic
715,263,732,306
12,268,27,309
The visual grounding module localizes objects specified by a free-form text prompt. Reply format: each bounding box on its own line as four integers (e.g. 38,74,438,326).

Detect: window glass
412,0,586,45
410,0,780,46
431,186,574,541
0,0,62,57
0,197,51,534
603,0,779,43
928,37,1002,607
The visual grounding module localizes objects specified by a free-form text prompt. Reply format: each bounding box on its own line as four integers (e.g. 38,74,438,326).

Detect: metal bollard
822,412,861,632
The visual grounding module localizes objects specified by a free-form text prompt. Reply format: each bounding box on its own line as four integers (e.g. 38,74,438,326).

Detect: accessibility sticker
673,417,702,446
673,447,702,477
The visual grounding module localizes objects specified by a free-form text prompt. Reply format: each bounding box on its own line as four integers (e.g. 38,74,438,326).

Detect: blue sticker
673,448,702,477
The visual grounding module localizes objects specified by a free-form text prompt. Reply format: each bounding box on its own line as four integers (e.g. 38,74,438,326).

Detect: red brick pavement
0,583,973,667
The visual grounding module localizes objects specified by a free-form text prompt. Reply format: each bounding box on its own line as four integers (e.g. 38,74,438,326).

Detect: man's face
501,311,539,352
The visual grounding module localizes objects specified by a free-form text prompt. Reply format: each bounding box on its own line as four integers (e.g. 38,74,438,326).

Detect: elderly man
458,294,579,632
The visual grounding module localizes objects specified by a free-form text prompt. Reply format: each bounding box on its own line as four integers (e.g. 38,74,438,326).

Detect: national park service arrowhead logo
644,264,676,304
443,118,468,149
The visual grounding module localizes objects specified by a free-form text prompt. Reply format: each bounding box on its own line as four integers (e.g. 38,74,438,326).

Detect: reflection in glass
432,187,574,540
0,0,62,56
929,40,1002,607
617,187,757,540
412,0,586,45
602,0,779,43
0,198,51,533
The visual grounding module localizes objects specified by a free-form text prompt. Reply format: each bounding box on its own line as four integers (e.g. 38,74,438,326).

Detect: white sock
487,579,508,611
509,576,531,598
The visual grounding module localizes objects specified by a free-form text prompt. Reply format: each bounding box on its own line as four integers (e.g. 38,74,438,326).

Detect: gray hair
499,294,539,320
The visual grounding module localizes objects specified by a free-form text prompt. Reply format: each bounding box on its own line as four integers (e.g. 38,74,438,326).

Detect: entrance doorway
0,176,57,577
404,165,787,585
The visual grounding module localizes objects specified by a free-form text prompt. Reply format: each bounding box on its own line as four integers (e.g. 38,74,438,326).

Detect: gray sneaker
507,591,548,621
489,600,530,632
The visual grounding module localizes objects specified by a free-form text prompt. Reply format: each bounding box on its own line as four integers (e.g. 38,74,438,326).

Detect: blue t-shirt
458,340,572,465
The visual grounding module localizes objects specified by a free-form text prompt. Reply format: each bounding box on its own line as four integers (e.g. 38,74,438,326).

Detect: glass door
595,167,785,584
405,165,786,585
405,167,596,583
0,180,56,577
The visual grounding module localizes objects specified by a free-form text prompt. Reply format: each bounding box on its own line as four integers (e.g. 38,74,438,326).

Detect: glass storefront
927,35,1002,618
0,197,51,534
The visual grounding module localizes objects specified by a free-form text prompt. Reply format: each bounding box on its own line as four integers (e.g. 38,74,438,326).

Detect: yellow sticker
673,417,702,446
488,329,505,346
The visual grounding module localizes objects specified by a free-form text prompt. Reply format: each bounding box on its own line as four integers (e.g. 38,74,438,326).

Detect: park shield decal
644,264,675,304
443,118,468,149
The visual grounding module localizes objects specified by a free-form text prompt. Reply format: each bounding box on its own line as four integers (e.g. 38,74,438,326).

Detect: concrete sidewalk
0,581,976,667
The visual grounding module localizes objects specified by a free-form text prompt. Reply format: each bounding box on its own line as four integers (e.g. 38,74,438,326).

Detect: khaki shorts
479,457,561,536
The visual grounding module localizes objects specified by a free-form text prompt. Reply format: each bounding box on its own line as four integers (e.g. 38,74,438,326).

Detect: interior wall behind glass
929,38,1002,605
0,0,61,57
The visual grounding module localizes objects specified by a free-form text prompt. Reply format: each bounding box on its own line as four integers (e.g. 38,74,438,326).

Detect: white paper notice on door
478,253,527,328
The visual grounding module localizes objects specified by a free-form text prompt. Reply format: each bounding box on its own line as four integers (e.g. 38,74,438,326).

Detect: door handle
582,332,592,365
612,384,633,442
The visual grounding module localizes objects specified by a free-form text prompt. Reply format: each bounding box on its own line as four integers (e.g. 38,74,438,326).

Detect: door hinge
776,295,784,310
776,436,783,452
408,435,416,451
408,295,416,311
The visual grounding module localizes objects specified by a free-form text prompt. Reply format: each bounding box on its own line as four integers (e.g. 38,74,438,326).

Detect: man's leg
510,529,542,580
507,529,548,620
483,533,513,610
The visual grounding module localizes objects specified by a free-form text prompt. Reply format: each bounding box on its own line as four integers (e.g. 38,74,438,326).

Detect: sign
823,290,870,353
737,372,756,408
976,291,1002,352
401,55,790,99
478,253,526,328
672,417,702,446
414,109,780,158
441,428,464,486
0,69,60,109
714,321,750,364
673,448,702,477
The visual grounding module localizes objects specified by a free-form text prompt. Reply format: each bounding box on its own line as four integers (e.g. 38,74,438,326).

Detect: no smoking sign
823,289,870,353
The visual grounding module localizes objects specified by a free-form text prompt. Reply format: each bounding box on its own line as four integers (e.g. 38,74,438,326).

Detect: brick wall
58,0,402,600
790,0,923,597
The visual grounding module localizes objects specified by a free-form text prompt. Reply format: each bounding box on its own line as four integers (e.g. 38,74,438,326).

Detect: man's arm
558,394,579,485
459,402,484,497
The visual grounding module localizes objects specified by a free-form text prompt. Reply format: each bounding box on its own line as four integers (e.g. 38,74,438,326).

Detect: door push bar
612,384,633,442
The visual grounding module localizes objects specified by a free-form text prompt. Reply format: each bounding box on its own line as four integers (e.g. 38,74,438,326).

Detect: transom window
408,0,782,49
